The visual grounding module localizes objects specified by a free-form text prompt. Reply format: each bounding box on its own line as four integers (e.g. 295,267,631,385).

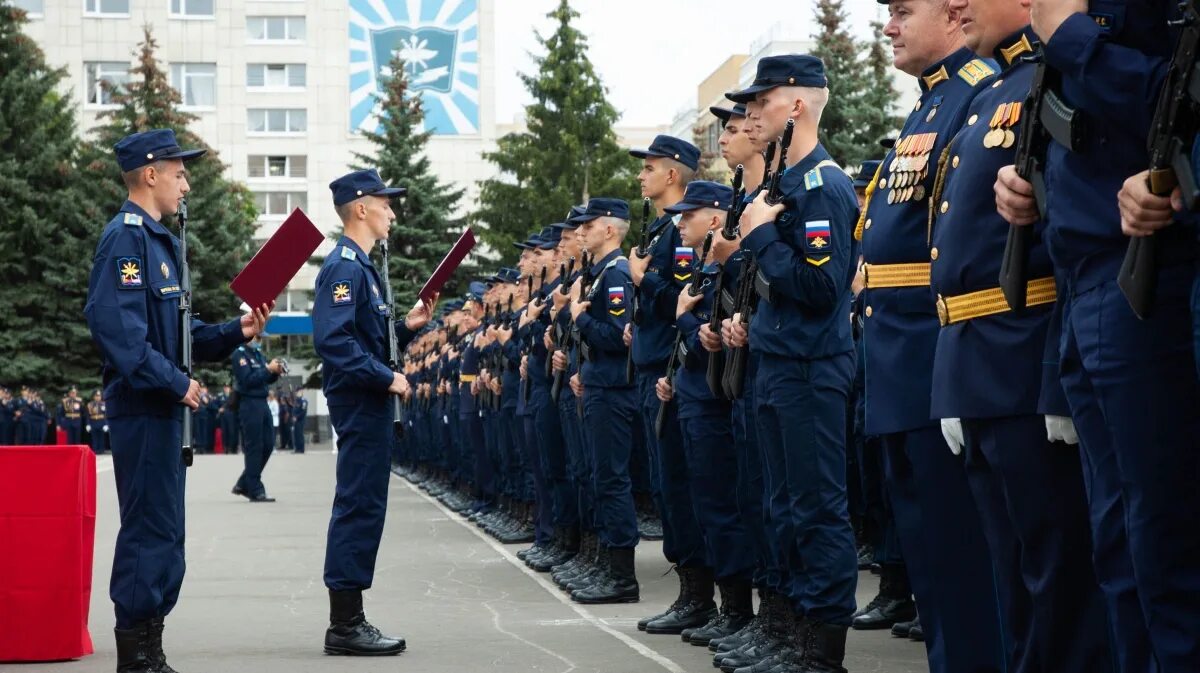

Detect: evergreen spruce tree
0,3,96,392
473,0,640,252
861,19,902,156
74,26,257,383
811,0,874,167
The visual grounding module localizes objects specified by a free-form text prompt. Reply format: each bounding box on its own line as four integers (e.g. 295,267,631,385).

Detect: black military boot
553,533,594,585
711,587,773,653
147,617,179,673
721,599,797,673
890,608,919,638
687,578,754,646
571,546,639,604
794,622,847,673
645,566,718,634
907,615,924,642
565,544,610,593
324,589,406,656
114,623,154,673
851,564,915,630
637,565,688,631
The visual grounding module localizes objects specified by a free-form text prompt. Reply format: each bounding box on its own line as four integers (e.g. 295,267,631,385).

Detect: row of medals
983,101,1023,149
885,132,937,205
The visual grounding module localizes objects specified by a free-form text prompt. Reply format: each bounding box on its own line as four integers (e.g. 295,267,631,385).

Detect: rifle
762,142,777,189
178,199,194,467
574,252,595,419
1000,52,1052,309
721,165,745,241
549,257,576,398
764,120,794,206
1119,0,1200,319
626,198,652,384
655,232,712,438
546,259,571,381
722,253,759,399
379,240,405,439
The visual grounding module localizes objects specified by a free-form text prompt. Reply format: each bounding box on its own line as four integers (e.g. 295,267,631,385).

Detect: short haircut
668,159,697,186
779,85,830,124
598,216,630,240
335,198,362,223
121,160,170,189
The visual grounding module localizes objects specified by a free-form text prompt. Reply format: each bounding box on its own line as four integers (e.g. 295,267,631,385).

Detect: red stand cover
213,427,225,455
419,228,477,302
56,427,67,445
229,208,325,308
0,445,96,661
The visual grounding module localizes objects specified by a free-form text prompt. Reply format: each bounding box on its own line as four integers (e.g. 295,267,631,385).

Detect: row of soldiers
0,386,107,452
388,1,1200,672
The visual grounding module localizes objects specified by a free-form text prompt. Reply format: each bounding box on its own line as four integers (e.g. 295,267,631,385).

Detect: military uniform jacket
458,327,481,416
859,48,998,435
577,249,634,388
1042,0,1193,291
232,345,278,398
58,399,83,425
675,263,727,419
526,278,561,392
742,143,858,360
929,29,1066,420
86,401,107,428
313,237,414,407
85,201,246,418
292,397,308,421
633,214,688,368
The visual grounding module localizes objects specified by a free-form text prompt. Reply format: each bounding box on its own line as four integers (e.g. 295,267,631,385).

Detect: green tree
0,3,96,393
74,26,258,383
861,19,902,157
472,0,640,253
354,55,466,308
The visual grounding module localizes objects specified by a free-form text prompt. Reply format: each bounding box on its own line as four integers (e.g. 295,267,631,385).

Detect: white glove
940,418,965,456
1045,415,1079,445
103,425,109,432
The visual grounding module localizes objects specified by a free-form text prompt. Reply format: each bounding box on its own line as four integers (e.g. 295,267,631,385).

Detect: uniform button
930,247,939,261
952,155,960,168
914,101,922,111
865,306,873,318
865,218,872,230
940,201,949,214
967,114,978,125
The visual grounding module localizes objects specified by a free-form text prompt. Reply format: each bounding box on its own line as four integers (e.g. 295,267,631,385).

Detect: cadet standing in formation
87,389,108,454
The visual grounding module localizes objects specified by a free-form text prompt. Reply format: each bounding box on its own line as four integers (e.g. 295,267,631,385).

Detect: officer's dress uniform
13,396,27,444
87,399,108,454
858,45,1005,673
231,343,279,499
292,396,307,453
1039,4,1200,669
929,28,1112,673
58,397,84,444
85,197,246,632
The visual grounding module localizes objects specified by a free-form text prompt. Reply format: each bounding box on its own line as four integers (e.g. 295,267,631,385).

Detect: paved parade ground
23,448,928,673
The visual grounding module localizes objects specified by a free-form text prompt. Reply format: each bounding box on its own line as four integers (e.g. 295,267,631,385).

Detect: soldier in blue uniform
723,54,862,672
932,3,1115,671
291,391,307,453
84,128,272,673
231,336,283,501
87,389,108,454
192,384,211,453
624,135,714,633
27,390,48,444
57,386,84,445
203,386,220,452
995,1,1200,669
0,387,13,445
217,384,238,453
12,387,28,444
312,168,434,656
564,198,640,604
853,4,1007,671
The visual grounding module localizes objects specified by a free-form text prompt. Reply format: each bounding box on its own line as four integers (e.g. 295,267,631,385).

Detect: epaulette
123,213,143,226
340,247,357,261
957,59,996,86
804,169,824,191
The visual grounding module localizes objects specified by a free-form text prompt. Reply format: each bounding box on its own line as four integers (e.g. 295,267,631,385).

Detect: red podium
0,445,96,662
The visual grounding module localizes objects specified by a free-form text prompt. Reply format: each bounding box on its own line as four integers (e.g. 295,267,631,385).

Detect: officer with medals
564,197,640,604
996,0,1200,669
230,335,283,501
12,387,27,444
930,2,1114,671
312,168,434,656
855,3,1007,670
85,128,272,673
624,135,713,633
727,53,860,673
57,386,84,444
87,389,108,454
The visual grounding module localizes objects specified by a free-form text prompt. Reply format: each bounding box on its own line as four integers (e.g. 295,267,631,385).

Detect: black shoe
231,485,247,498
794,622,847,673
114,623,154,673
890,615,917,638
644,566,715,634
571,547,639,604
908,617,924,642
856,545,873,571
147,617,179,673
324,589,405,656
688,579,754,646
249,494,276,502
852,564,915,630
638,516,664,541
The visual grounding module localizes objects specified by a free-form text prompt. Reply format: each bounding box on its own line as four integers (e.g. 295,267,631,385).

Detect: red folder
229,208,324,308
419,228,477,301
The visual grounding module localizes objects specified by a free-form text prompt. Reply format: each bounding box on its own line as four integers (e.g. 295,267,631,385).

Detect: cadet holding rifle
85,129,272,673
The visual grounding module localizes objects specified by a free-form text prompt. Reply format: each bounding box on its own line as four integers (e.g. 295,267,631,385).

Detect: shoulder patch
805,221,832,251
957,59,996,86
332,279,353,305
238,357,248,366
804,169,824,191
123,213,143,226
340,246,357,261
116,256,144,288
607,286,627,316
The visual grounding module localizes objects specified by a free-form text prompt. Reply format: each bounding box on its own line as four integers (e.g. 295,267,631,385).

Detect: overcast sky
493,1,891,127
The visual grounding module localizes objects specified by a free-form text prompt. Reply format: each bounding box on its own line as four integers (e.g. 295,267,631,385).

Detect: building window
85,61,129,106
248,155,307,179
705,121,721,156
246,63,306,90
170,63,216,108
13,0,45,16
254,191,307,216
84,0,129,15
246,16,305,42
247,108,306,134
170,0,214,17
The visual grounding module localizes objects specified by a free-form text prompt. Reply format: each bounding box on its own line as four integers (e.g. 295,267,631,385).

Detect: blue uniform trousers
522,413,553,543
63,421,83,445
680,409,755,582
324,400,391,590
192,412,208,451
1061,272,1200,672
638,368,704,567
732,386,777,590
881,426,1003,673
1194,266,1199,379
235,397,272,498
109,415,186,629
466,410,493,506
88,423,107,454
557,389,593,531
496,407,518,498
755,353,857,624
582,385,638,549
533,389,575,527
219,411,238,453
961,415,1113,673
293,417,306,453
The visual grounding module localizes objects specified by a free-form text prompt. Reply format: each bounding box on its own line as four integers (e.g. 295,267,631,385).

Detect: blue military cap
727,55,828,103
489,267,520,284
629,135,701,171
536,226,562,250
513,230,544,250
113,128,206,172
569,197,631,224
710,104,748,123
854,160,881,189
465,281,487,301
329,169,406,207
664,181,734,214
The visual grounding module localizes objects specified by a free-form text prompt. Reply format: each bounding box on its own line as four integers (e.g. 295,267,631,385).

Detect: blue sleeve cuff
676,313,702,336
743,221,782,254
222,319,247,350
1043,12,1101,78
641,270,667,298
575,312,596,335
